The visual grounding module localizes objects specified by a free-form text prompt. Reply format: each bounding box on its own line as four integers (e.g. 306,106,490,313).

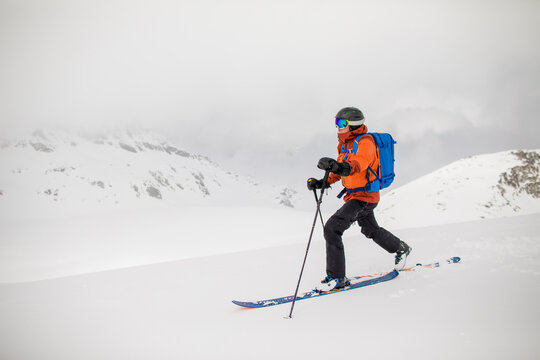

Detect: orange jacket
327,125,380,203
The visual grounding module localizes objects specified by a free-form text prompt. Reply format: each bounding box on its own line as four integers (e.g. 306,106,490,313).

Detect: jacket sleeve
327,172,341,185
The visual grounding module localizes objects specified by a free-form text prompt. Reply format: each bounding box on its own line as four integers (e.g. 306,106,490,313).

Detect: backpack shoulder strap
352,133,375,155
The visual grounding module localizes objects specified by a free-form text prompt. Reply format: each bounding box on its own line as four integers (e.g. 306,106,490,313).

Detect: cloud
385,108,471,142
1,0,539,185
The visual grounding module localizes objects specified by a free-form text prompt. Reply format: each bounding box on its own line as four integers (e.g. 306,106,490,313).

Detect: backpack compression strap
336,167,380,198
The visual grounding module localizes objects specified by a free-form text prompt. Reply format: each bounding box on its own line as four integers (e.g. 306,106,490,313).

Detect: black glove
317,157,351,176
307,178,329,191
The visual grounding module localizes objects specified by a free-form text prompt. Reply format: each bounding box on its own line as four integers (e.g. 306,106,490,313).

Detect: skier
307,107,411,292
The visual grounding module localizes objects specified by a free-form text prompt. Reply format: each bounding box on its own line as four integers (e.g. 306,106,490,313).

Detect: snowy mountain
377,149,540,229
0,129,299,212
2,129,537,225
1,134,540,359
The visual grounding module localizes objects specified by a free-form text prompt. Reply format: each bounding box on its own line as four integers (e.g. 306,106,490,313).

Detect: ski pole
287,169,331,319
313,189,326,228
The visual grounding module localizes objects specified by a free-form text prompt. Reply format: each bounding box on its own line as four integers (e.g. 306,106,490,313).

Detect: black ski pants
324,199,401,279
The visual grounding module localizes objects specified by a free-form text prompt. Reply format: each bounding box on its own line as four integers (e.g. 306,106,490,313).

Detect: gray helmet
335,107,365,128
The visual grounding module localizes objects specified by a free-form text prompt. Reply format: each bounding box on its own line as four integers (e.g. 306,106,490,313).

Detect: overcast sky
1,0,539,189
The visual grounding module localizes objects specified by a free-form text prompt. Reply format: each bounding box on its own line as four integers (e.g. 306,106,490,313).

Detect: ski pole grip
320,169,331,189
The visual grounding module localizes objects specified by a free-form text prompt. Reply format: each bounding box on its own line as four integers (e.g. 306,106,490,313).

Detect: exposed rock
149,171,171,188
278,188,297,208
192,172,210,196
497,150,540,198
91,181,105,189
138,141,191,158
119,143,138,153
163,144,191,157
43,189,59,197
141,142,163,152
485,150,540,211
146,186,162,199
31,142,54,152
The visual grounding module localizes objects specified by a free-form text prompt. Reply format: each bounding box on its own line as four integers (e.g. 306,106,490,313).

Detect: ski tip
232,300,256,308
232,299,279,309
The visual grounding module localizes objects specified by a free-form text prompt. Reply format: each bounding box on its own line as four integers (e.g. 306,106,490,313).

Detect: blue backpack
337,132,397,198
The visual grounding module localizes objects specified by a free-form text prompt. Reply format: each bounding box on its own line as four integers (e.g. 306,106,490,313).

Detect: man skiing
307,107,411,292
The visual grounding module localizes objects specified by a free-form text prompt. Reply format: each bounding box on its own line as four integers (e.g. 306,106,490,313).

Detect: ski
406,256,461,270
232,270,399,309
350,256,462,280
232,257,461,309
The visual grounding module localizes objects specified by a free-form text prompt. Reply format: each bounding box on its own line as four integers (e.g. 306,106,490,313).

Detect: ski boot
394,241,412,270
315,276,350,292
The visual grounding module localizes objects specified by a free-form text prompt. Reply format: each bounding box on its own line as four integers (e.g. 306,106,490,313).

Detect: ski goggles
335,118,349,129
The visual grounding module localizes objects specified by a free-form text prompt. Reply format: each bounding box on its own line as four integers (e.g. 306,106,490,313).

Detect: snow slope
0,204,318,282
377,149,540,228
1,213,539,360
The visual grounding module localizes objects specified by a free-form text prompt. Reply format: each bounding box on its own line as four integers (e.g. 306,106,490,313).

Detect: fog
1,0,539,188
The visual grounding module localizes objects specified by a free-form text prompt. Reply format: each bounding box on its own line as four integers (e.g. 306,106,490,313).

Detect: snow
0,205,316,282
1,214,539,360
377,149,540,228
1,137,540,359
0,130,301,213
